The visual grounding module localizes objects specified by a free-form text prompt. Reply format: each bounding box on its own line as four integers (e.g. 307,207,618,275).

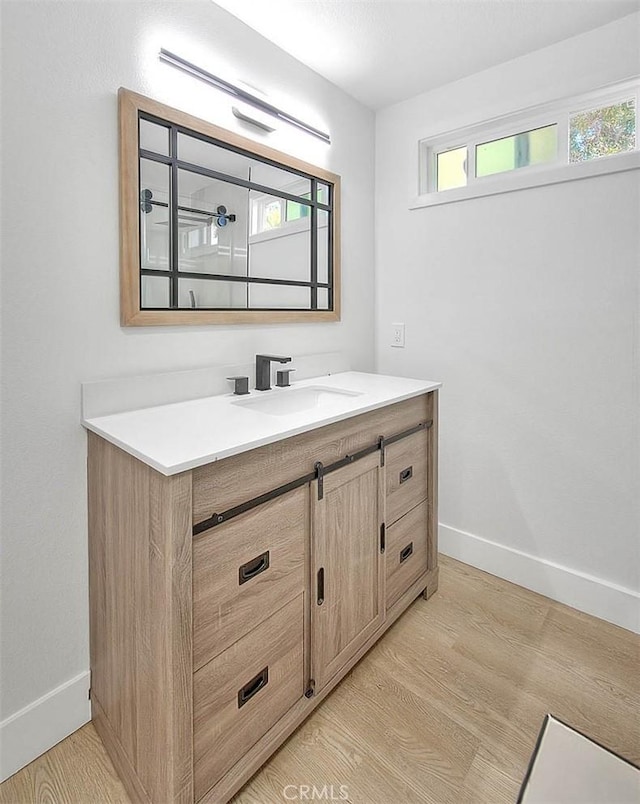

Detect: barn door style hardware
316,567,325,605
315,461,325,501
192,419,433,536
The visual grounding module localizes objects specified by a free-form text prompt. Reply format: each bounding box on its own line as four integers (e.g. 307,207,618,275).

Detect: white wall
375,14,640,631
0,0,374,777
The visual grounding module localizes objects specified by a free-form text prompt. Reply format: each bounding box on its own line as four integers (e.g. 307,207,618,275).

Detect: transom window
418,79,639,203
569,99,636,163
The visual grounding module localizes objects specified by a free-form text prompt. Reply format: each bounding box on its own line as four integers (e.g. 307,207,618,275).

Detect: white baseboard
439,523,640,634
0,671,91,782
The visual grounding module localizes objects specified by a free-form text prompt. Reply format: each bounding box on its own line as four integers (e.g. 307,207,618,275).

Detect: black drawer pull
400,542,414,563
237,666,269,708
399,466,413,484
238,550,270,585
317,567,325,605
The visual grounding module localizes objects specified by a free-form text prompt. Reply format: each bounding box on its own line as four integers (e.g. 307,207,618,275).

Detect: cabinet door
310,452,384,691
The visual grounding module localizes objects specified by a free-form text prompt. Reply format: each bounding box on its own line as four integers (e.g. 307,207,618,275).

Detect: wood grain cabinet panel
311,453,385,692
192,395,431,524
386,500,429,609
193,487,307,671
385,429,429,525
193,595,305,801
87,434,193,804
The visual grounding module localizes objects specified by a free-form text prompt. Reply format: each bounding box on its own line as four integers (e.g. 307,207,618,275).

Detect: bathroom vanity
84,371,440,804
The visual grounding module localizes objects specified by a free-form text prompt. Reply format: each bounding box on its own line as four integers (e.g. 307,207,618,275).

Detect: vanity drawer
386,500,429,608
385,429,429,525
194,595,305,800
193,486,307,671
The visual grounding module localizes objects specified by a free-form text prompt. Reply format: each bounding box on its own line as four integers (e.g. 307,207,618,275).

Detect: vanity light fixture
158,48,331,144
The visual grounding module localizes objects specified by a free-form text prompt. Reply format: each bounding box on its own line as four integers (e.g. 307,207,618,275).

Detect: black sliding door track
192,419,432,536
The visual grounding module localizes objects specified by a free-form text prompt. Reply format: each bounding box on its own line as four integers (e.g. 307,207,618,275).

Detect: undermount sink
232,385,363,417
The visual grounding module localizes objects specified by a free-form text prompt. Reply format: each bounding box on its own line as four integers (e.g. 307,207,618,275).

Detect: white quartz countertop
82,371,441,475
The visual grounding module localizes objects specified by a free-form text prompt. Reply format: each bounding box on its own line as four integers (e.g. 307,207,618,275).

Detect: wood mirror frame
119,88,341,326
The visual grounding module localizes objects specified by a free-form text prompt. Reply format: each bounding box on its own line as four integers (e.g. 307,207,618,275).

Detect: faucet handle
275,368,296,388
227,376,250,395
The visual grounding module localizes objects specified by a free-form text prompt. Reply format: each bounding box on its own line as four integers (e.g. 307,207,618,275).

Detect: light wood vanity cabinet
88,390,438,804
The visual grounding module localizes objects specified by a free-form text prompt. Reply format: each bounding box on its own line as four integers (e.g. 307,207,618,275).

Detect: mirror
120,89,340,325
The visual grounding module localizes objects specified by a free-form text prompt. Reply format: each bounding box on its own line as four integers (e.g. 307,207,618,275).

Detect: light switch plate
391,323,405,348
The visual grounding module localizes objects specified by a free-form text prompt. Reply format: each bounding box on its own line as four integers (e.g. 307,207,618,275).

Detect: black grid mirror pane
138,113,333,312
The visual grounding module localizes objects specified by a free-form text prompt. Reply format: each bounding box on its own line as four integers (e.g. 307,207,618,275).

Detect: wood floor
2,555,638,804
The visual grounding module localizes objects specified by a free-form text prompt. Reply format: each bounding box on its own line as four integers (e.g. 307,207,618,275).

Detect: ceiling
213,0,640,109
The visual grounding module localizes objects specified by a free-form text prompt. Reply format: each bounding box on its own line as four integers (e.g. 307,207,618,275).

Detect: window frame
415,78,639,208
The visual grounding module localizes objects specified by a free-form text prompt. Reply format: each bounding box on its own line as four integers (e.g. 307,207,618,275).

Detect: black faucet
255,354,292,391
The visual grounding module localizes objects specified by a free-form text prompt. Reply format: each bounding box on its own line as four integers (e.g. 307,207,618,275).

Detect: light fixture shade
231,104,277,133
